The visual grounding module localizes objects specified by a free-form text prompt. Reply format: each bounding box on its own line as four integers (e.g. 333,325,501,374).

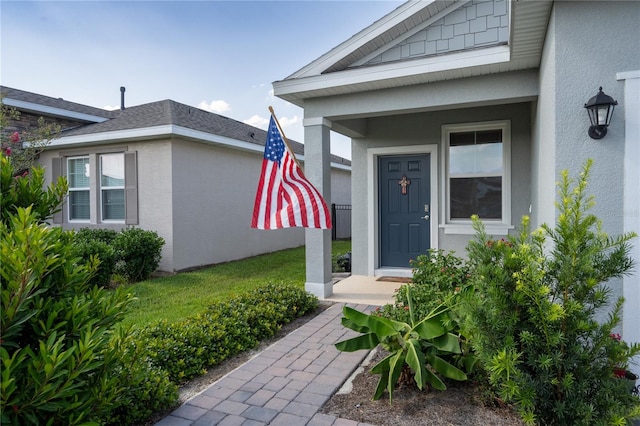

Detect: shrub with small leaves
461,160,640,425
113,227,164,282
136,283,318,384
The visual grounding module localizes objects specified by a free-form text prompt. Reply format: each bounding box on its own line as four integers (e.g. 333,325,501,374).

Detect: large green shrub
0,208,135,425
72,237,117,288
461,160,640,425
113,227,164,282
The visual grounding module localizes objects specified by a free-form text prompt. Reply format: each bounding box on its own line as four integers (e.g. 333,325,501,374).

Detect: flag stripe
251,116,332,230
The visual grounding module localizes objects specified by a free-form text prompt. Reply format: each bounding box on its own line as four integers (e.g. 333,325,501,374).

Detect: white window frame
440,120,512,235
67,156,91,223
99,153,125,223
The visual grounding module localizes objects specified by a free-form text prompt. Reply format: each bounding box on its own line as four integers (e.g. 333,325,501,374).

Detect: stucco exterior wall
547,1,640,318
170,139,304,271
329,167,351,205
130,139,175,271
531,9,556,230
551,2,639,236
351,102,532,274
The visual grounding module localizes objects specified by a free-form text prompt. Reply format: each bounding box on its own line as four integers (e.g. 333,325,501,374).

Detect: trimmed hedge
135,283,318,384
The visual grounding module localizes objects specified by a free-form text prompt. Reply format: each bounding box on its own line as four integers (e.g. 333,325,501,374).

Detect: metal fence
331,204,352,240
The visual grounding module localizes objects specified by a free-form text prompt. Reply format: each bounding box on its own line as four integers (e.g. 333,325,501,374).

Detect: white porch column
303,117,333,298
617,70,640,376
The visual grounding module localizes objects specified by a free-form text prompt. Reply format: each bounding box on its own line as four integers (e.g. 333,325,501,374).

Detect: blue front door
379,154,431,268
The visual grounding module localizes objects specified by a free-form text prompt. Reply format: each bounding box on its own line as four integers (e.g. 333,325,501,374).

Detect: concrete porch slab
325,275,398,306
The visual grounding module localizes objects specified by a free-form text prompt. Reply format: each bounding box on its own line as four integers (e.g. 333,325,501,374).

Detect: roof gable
275,0,552,106
357,0,508,69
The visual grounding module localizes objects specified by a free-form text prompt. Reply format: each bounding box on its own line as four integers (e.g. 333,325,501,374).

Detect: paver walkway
155,303,375,426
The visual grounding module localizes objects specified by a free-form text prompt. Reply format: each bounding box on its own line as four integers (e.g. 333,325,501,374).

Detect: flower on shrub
9,131,20,143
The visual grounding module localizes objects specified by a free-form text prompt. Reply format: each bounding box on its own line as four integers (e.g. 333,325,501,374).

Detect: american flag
251,116,332,229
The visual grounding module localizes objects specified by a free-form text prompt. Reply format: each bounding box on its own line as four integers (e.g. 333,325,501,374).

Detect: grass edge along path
121,240,351,328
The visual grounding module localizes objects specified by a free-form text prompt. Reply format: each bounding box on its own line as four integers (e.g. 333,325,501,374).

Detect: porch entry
379,154,431,268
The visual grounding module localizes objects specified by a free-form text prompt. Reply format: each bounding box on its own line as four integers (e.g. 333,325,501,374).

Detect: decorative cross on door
398,176,411,195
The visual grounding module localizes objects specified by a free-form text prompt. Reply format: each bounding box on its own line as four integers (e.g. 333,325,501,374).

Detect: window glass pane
450,177,502,219
102,189,125,220
68,158,90,188
69,190,90,220
101,154,124,187
450,143,503,175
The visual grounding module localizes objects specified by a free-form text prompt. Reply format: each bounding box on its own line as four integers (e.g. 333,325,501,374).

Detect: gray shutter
124,151,138,225
51,157,63,224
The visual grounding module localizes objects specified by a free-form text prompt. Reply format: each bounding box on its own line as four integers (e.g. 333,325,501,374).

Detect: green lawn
121,240,351,328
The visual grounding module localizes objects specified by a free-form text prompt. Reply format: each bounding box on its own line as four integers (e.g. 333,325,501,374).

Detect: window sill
440,223,514,236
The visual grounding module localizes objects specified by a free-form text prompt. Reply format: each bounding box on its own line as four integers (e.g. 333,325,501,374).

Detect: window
53,151,137,225
442,121,511,234
100,153,125,221
67,156,90,221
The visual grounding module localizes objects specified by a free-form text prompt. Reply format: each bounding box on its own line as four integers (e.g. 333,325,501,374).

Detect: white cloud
198,100,231,113
277,115,300,128
243,115,269,129
103,105,120,111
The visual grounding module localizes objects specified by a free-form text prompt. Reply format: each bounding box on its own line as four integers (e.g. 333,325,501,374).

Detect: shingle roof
1,86,351,166
1,86,116,120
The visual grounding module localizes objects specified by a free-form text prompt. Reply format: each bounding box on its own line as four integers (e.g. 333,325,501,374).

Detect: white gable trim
276,44,510,98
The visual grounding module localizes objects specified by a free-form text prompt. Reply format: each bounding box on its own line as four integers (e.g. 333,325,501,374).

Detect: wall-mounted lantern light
584,87,617,139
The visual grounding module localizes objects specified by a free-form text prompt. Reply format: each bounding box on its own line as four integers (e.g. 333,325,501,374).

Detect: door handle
421,214,430,221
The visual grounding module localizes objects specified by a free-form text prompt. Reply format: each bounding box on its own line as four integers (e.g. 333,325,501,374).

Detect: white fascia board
288,0,435,78
47,124,351,171
2,98,109,123
275,45,511,97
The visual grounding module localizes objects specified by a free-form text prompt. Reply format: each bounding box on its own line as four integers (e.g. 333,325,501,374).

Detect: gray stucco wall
535,1,640,323
351,102,532,274
550,1,639,237
170,139,305,271
330,167,351,206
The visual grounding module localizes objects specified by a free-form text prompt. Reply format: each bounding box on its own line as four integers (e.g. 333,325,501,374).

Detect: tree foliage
461,160,640,425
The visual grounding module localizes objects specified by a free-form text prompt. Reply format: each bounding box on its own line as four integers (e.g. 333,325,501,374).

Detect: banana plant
335,288,467,402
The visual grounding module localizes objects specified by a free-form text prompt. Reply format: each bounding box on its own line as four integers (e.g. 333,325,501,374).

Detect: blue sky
1,1,404,159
